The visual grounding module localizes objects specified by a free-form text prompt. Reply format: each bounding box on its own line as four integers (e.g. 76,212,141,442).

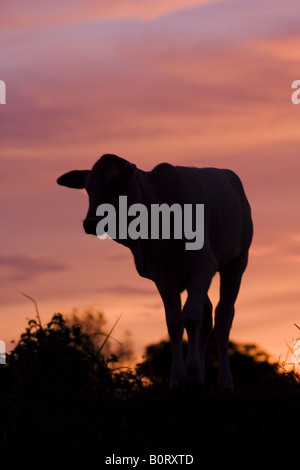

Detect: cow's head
57,154,136,236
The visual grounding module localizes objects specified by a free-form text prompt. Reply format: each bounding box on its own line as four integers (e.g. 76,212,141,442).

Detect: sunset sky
1,0,300,366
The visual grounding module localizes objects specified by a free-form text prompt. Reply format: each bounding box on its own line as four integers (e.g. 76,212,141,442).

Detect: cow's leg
199,295,213,380
215,254,248,390
157,286,185,389
183,275,212,385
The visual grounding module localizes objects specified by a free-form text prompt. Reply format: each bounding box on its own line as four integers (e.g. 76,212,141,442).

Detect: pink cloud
0,254,69,282
2,12,299,164
0,0,217,30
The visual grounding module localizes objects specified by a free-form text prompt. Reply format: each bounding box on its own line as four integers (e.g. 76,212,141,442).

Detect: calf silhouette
57,154,253,390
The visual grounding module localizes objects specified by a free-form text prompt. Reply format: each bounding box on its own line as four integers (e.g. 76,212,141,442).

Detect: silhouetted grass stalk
17,290,43,329
99,312,123,354
280,323,300,376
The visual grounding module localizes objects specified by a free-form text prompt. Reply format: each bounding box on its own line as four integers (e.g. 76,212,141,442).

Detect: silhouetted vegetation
67,308,134,364
136,335,278,390
0,311,299,455
6,313,115,399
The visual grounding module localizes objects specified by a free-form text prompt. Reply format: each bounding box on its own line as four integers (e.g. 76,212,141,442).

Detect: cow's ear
125,162,136,184
57,170,90,189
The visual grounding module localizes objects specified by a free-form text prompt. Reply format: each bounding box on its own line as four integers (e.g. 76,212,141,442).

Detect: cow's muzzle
83,219,98,235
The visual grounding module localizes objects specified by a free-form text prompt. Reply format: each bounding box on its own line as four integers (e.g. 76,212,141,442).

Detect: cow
57,154,253,391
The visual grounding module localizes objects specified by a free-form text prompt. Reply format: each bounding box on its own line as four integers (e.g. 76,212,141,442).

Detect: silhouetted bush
136,334,278,389
67,307,134,364
6,313,115,400
0,311,299,452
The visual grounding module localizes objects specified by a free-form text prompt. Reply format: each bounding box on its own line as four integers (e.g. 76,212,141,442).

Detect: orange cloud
1,0,218,30
0,255,69,282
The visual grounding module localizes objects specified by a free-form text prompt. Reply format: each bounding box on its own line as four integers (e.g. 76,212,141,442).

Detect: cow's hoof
169,377,186,392
217,381,235,395
168,375,188,398
186,381,205,396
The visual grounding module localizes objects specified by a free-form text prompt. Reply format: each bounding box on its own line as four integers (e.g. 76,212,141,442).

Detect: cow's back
130,164,252,291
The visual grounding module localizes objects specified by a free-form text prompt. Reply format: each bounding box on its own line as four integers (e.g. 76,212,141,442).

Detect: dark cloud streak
0,254,70,282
